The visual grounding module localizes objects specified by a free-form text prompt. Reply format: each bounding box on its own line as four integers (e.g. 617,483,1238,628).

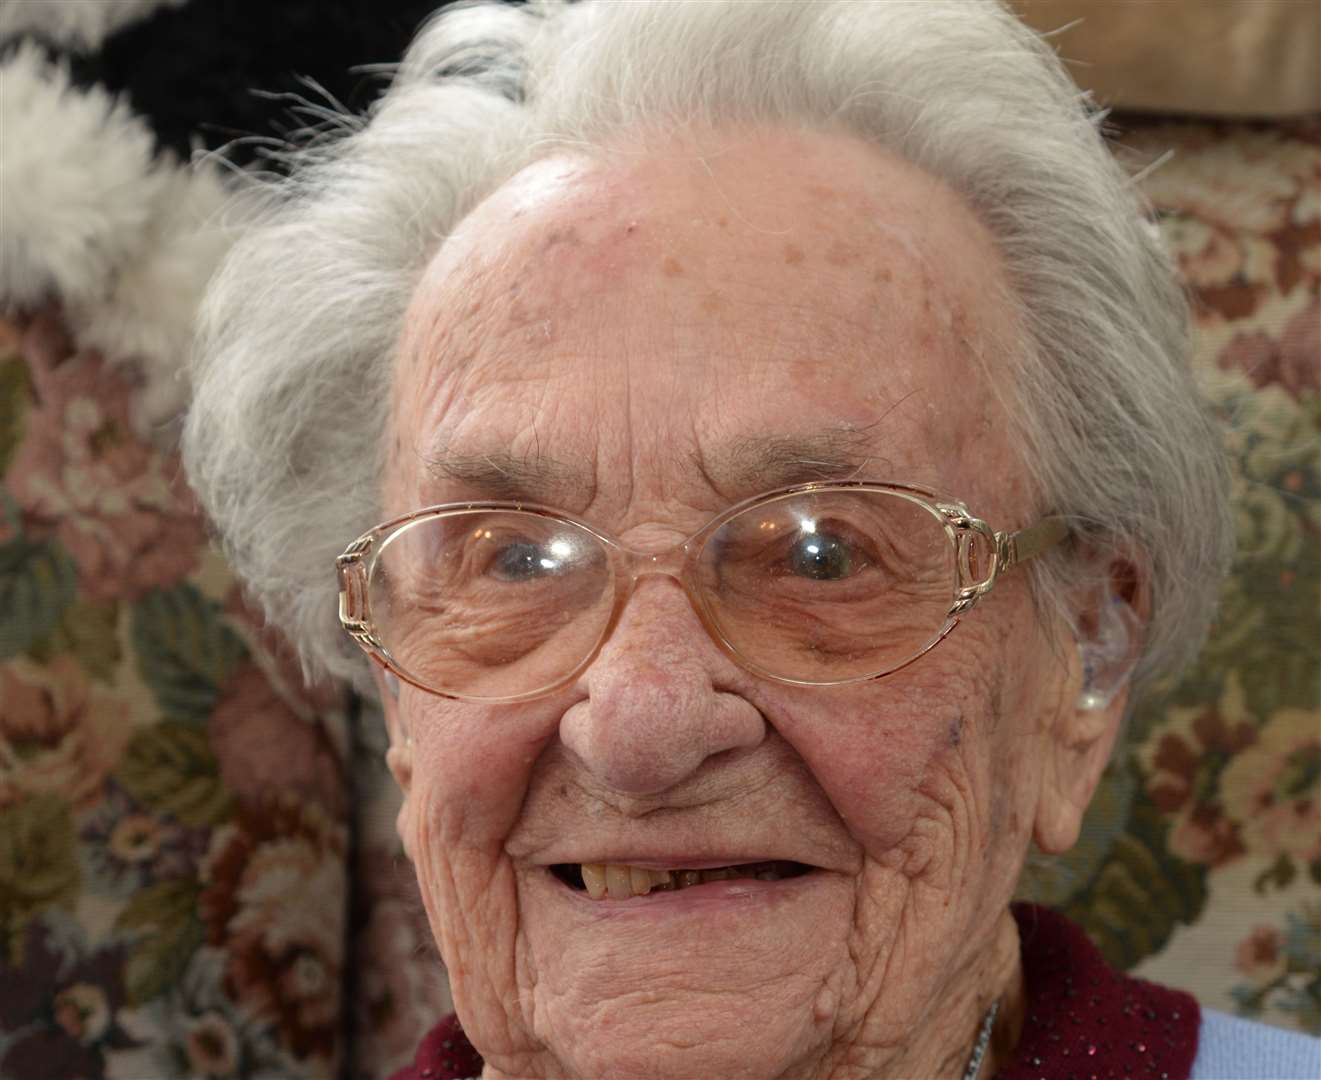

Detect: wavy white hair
183,0,1232,696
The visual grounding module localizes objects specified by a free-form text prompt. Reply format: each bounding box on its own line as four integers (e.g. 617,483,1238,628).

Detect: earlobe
1033,688,1126,854
378,672,417,858
386,742,416,860
386,741,415,795
1034,576,1146,854
376,667,414,794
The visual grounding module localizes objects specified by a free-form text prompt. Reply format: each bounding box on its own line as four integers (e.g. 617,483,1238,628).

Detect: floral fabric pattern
0,314,353,1077
0,117,1317,1080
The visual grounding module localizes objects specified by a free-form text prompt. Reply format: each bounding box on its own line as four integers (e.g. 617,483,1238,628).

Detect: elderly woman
183,1,1319,1078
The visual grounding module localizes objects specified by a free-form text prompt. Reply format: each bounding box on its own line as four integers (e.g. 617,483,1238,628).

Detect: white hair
183,0,1232,696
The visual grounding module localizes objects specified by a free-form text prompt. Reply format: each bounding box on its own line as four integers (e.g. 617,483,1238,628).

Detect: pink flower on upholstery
0,655,130,809
207,660,345,816
1157,214,1278,295
356,896,449,1074
1138,675,1259,867
1235,926,1288,986
1134,126,1317,303
1220,709,1321,862
1138,126,1315,236
4,313,204,599
200,800,346,1064
1217,298,1321,395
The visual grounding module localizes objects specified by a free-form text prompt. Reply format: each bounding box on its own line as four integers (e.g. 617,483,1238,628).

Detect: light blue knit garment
1191,1010,1321,1079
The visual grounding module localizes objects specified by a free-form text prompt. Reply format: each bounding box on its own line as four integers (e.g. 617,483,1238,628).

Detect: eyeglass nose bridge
613,537,698,578
590,535,739,663
601,535,711,615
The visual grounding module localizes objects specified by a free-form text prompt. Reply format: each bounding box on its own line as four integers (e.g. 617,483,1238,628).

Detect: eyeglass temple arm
998,517,1069,572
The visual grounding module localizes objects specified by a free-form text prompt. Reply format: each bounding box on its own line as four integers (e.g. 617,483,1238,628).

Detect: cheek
400,695,557,853
763,605,1049,884
396,696,560,1043
799,676,996,881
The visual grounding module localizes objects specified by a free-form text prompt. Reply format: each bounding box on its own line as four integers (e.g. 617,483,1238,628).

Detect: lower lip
543,868,825,918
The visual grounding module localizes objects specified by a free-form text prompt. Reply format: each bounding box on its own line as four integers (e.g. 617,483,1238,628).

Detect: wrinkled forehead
389,127,1028,518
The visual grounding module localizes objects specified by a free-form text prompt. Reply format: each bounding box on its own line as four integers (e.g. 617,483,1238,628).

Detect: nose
558,577,767,795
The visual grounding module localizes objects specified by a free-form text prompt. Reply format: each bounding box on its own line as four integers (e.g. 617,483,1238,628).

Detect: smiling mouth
551,861,814,900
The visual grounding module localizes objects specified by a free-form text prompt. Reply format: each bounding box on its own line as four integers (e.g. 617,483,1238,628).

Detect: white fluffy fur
0,41,239,431
183,0,1233,695
0,0,187,54
0,42,164,308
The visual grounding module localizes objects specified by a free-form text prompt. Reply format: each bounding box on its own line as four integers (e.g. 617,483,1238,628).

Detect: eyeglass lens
369,490,957,699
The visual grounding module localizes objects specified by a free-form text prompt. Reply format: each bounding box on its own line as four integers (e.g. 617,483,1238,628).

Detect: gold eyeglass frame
336,480,1069,704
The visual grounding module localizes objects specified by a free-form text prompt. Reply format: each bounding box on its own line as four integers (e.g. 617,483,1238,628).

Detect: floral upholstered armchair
1,3,1317,1077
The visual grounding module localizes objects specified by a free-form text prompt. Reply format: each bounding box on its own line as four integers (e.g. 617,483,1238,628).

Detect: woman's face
382,127,1098,1079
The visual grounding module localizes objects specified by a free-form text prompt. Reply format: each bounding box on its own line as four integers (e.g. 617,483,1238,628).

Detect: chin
533,1009,820,1080
492,865,853,1080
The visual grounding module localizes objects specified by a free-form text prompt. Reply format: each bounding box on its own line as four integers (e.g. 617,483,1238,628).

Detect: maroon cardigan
391,904,1200,1080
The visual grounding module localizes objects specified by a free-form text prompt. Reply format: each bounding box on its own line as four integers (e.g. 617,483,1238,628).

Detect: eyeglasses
336,481,1068,703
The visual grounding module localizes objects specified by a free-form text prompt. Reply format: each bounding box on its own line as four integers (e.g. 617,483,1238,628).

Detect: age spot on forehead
783,243,805,265
542,226,580,250
662,256,684,277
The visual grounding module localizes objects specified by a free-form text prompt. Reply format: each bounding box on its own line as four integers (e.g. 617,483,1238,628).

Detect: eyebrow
692,429,881,497
421,427,881,509
421,448,594,507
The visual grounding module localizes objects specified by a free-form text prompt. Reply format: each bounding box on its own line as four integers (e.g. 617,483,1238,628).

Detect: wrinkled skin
379,127,1130,1080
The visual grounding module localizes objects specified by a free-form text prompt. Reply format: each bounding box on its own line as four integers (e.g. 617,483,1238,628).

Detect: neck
980,912,1027,1079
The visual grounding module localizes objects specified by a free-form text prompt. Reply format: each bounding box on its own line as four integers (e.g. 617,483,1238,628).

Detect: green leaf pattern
131,584,247,724
0,531,78,660
115,879,207,1006
0,796,80,967
115,721,233,827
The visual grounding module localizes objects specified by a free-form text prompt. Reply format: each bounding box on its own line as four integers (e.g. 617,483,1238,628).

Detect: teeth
575,862,795,900
606,864,632,900
581,863,607,900
629,865,653,896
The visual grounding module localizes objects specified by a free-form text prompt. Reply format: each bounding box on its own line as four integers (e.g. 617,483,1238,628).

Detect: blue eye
491,542,562,581
789,533,854,580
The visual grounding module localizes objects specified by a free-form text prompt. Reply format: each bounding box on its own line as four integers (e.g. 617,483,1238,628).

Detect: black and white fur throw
0,0,441,433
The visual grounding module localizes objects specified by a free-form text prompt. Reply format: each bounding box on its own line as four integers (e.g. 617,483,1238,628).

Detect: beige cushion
1013,0,1321,117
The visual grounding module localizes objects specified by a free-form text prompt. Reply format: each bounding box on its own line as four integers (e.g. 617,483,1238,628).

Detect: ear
375,667,418,857
1034,559,1148,854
